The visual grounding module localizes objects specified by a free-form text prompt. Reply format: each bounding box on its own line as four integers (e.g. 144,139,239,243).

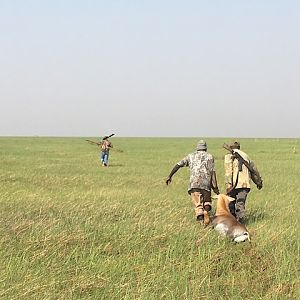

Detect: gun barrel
103,133,115,140
223,143,232,152
86,139,100,145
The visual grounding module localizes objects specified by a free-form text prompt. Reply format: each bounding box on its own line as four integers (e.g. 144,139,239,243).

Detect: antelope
212,194,250,242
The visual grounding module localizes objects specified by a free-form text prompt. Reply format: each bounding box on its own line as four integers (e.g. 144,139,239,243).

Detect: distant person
224,141,263,223
100,136,113,166
165,140,219,225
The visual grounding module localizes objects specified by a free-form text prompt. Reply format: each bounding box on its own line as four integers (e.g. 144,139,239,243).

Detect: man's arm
211,171,219,195
165,164,181,185
209,156,219,194
224,154,233,193
249,160,263,189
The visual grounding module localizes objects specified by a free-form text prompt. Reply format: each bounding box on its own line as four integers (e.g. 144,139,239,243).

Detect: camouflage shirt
100,140,112,152
177,150,216,193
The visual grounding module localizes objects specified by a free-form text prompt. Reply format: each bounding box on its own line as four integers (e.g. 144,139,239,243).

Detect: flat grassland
0,137,299,299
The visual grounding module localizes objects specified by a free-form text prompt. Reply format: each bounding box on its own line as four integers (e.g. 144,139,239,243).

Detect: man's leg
201,189,212,225
190,191,204,221
235,189,249,223
103,152,109,166
228,200,236,217
100,152,105,165
227,189,238,217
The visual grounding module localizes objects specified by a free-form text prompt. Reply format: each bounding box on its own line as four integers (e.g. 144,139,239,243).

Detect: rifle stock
113,148,124,153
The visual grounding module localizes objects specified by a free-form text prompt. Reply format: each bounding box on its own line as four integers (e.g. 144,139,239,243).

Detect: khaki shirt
177,151,216,193
224,149,251,189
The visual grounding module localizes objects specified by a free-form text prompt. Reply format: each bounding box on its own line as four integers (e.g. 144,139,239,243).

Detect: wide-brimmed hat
229,141,240,149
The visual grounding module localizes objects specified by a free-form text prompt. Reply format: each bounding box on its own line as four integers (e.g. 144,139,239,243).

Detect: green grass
0,137,299,299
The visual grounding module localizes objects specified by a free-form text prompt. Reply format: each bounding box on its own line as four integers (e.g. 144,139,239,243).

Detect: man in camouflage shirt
166,140,219,224
224,141,262,223
100,137,113,166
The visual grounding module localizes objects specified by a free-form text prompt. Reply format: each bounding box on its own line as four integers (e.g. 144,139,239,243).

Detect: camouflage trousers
228,188,250,223
190,189,212,219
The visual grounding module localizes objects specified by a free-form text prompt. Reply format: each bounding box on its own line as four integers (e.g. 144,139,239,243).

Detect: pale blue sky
0,0,299,137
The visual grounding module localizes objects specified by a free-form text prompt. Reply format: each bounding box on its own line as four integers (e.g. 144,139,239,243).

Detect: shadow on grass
245,209,267,225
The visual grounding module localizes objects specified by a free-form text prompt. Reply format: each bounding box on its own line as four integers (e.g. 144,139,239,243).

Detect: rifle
85,138,124,153
85,133,115,145
103,133,115,140
223,143,263,190
85,139,101,146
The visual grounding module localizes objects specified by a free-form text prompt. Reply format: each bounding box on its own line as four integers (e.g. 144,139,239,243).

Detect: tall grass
0,137,299,299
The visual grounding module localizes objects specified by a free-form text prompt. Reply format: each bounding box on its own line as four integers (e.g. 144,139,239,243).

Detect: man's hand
226,185,233,195
213,187,220,195
165,176,172,185
257,182,263,190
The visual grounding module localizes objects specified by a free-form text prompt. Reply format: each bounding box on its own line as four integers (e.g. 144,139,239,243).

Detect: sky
0,0,299,138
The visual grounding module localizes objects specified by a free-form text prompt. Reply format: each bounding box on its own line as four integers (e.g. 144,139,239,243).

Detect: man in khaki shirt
224,141,262,223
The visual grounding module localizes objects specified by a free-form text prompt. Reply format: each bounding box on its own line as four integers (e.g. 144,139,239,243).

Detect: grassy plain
0,137,299,299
